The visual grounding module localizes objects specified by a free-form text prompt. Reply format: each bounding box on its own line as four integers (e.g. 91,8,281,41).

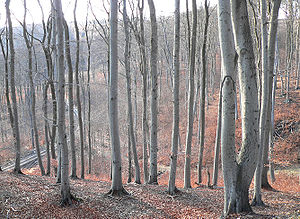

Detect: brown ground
0,169,299,219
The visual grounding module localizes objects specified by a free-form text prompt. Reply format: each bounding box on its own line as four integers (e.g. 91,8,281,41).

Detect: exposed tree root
105,187,130,197
70,175,78,180
60,194,77,207
167,186,180,195
261,181,274,190
13,169,24,175
250,196,265,207
134,180,141,184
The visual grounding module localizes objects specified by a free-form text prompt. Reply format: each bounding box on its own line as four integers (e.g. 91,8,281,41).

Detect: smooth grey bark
147,0,159,185
252,0,268,206
197,0,209,184
43,83,51,175
108,0,127,195
55,0,72,205
138,0,149,184
6,0,22,174
74,0,85,179
63,19,77,179
127,126,132,183
218,1,237,215
184,0,197,189
168,0,180,195
285,0,293,103
22,0,45,175
262,0,282,188
212,83,222,186
123,0,141,184
226,0,259,214
84,19,92,175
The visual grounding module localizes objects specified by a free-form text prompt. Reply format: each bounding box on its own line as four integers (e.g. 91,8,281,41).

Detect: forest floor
0,169,299,218
1,85,299,218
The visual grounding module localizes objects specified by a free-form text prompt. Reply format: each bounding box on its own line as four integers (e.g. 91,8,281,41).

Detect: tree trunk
6,0,22,174
127,126,132,183
168,0,180,195
212,83,222,186
55,0,72,205
184,0,197,189
123,0,141,184
85,19,92,175
228,0,259,214
43,83,51,175
219,0,259,216
197,0,209,184
63,19,77,179
108,0,127,195
74,0,85,179
263,0,282,187
147,0,159,185
252,0,268,206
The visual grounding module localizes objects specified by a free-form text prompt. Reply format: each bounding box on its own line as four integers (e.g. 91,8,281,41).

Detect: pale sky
0,0,217,27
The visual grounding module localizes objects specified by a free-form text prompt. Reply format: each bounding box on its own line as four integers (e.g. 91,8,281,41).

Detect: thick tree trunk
168,0,180,195
230,0,259,214
183,0,197,189
147,0,159,185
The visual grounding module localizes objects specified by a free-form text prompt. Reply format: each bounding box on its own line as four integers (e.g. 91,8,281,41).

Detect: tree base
106,187,130,196
13,169,24,175
60,194,77,207
167,186,180,195
147,180,158,185
250,196,265,207
134,180,141,184
261,181,275,191
70,175,78,180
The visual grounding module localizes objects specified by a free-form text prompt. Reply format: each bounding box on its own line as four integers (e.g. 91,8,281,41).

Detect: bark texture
168,0,180,195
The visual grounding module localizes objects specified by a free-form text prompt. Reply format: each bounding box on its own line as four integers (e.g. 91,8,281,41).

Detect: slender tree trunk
6,0,22,174
43,83,51,175
55,0,72,205
184,0,197,189
168,0,180,195
123,0,141,184
74,0,85,179
212,83,222,186
197,0,209,184
85,19,92,175
262,0,282,187
127,126,132,183
147,0,159,185
63,19,77,179
252,0,268,206
108,0,127,195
